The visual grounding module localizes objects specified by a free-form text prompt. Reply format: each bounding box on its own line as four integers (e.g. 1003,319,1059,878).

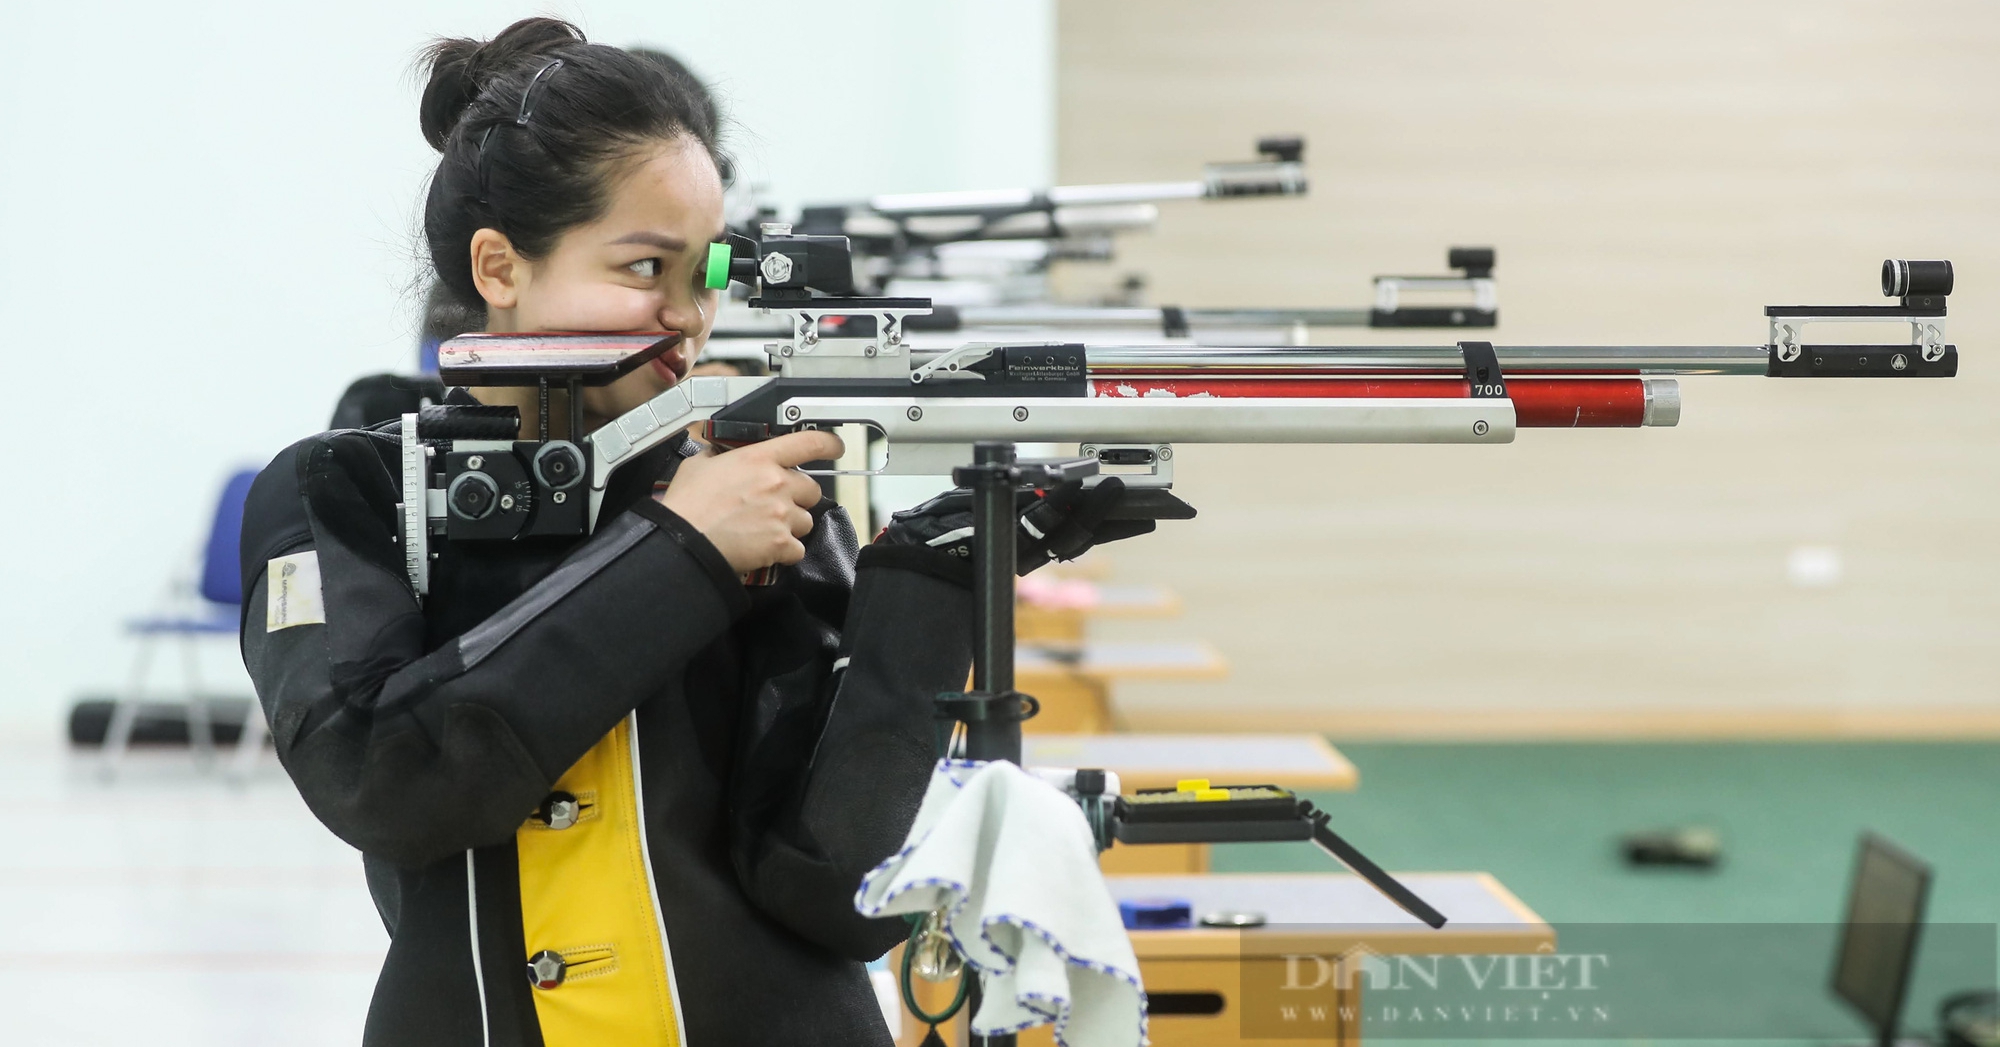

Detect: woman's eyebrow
609,231,688,252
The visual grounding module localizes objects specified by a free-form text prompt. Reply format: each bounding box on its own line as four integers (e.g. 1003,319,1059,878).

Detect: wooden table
1017,640,1228,733
1016,581,1181,644
893,872,1550,1047
1111,873,1553,1047
1024,733,1357,792
1023,733,1359,875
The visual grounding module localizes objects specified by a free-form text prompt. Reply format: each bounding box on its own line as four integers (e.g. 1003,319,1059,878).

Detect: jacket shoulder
240,430,402,590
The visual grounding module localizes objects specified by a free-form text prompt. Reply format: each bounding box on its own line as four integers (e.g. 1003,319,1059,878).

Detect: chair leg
100,637,156,780
181,634,216,769
229,699,269,783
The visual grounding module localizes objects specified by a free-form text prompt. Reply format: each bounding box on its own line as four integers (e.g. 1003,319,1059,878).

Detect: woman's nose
661,297,710,341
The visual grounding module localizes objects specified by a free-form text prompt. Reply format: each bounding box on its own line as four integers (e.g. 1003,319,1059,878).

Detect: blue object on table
1119,897,1192,930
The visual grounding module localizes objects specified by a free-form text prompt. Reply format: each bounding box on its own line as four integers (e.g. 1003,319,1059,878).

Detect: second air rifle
797,135,1308,253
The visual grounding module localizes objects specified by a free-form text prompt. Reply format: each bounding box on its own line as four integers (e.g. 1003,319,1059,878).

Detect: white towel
856,759,1146,1047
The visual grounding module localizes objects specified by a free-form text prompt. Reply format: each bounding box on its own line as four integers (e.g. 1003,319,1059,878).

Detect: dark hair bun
419,17,584,151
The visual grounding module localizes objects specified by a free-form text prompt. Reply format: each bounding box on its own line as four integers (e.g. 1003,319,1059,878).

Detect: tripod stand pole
962,440,1022,1045
964,441,1022,765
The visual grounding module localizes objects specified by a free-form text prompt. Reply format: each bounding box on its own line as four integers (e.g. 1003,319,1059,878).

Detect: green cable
899,925,971,1027
704,241,732,290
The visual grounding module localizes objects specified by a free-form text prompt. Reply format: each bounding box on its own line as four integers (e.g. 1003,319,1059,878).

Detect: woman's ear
469,228,525,311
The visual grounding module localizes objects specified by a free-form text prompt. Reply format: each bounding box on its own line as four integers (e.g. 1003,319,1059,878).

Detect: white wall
1057,0,2000,734
0,1,1051,730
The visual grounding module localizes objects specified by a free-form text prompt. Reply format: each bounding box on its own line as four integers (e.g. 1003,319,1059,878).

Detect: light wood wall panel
1054,1,2000,732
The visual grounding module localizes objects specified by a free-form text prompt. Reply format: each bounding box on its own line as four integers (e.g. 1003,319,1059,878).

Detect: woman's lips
649,342,689,385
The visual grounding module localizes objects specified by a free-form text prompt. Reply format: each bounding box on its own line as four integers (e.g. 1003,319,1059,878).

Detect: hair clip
515,59,565,126
476,58,565,203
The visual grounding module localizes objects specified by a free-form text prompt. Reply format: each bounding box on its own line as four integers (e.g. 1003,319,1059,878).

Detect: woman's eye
626,258,661,278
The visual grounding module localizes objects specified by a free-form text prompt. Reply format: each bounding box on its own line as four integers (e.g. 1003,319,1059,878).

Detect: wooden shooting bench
1015,581,1182,644
892,872,1551,1047
1022,733,1359,875
1016,641,1228,734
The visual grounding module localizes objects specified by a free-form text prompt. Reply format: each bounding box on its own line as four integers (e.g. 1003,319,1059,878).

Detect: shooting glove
878,476,1190,575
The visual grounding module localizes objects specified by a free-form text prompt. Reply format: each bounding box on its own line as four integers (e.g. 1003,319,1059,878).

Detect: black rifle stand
936,442,1097,764
932,441,1096,1047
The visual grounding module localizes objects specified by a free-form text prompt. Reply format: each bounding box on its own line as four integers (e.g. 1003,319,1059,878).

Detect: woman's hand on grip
656,430,844,573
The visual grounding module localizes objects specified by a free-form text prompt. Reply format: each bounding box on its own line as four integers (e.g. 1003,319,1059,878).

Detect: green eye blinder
704,241,731,290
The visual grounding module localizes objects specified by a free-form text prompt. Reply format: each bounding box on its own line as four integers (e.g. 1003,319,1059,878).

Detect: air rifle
925,244,1500,331
397,232,1955,598
723,138,1498,333
777,138,1306,308
794,135,1307,254
703,246,1499,348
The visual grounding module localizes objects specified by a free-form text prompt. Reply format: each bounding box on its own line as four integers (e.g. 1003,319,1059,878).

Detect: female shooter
237,18,1151,1046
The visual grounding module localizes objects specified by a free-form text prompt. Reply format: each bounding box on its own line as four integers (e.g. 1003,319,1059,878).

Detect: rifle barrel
951,306,1375,329
1080,345,1768,376
868,180,1206,217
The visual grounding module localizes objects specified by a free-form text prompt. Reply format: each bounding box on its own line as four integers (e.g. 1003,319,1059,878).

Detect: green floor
1210,742,2000,1042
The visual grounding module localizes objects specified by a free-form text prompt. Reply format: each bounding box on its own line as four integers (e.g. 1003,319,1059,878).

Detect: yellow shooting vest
515,714,685,1045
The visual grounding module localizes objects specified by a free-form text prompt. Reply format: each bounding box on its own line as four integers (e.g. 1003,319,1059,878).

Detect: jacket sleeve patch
267,550,326,631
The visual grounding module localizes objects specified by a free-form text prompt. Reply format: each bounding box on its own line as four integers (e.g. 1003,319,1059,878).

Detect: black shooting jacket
238,417,973,1046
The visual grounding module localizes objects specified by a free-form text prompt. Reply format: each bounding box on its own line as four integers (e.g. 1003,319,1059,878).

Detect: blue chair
101,469,261,777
